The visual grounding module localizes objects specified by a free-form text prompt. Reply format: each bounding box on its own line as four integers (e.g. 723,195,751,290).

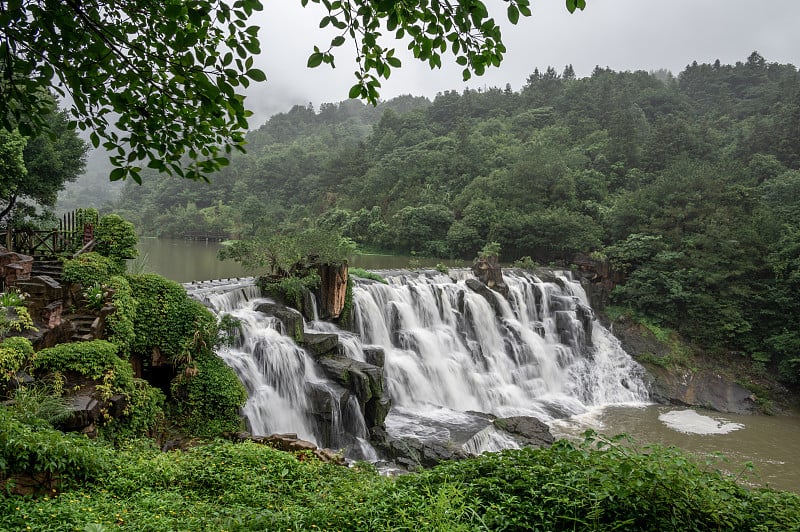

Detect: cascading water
191,282,376,459
352,269,649,454
187,268,648,461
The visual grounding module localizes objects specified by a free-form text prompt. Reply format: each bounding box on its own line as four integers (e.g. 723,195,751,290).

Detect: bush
125,274,217,364
0,408,112,488
94,214,138,262
106,275,137,357
0,337,34,382
62,252,124,286
33,340,135,398
170,351,246,437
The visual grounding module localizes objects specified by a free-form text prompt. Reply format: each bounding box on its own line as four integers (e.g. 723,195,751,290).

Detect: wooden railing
1,210,94,258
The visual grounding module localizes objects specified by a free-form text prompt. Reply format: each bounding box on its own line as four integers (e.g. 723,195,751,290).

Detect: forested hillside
113,52,800,383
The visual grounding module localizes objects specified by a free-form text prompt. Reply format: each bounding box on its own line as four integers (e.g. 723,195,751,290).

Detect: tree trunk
318,263,348,319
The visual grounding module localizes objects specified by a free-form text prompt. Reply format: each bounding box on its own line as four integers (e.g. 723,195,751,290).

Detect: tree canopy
0,107,87,223
1,0,587,182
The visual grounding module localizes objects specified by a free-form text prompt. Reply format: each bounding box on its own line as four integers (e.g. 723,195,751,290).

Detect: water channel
139,238,800,493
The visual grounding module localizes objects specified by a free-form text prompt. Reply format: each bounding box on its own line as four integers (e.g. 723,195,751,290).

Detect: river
139,238,800,493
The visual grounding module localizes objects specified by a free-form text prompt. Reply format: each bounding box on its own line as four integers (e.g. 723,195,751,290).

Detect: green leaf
307,52,324,68
246,69,267,81
109,168,127,181
507,4,520,24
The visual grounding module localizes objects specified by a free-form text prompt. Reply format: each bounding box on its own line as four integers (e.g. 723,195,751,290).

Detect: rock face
647,367,760,415
315,355,390,432
611,315,762,414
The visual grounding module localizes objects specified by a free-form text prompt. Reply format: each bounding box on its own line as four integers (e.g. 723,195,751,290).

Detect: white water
189,269,650,458
353,271,648,428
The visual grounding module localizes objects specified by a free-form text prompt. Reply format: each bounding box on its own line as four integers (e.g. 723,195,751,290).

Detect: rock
254,302,304,343
59,393,103,431
471,256,508,298
302,332,339,358
372,427,468,469
465,278,504,317
317,356,384,405
647,367,760,415
237,432,346,464
363,346,385,367
493,416,554,448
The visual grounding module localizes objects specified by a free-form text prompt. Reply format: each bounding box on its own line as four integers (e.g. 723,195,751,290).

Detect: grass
2,428,799,532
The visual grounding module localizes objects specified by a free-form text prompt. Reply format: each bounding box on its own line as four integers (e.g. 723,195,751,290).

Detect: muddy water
552,405,800,493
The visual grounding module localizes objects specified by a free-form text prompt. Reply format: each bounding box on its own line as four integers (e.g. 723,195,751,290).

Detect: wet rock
465,278,504,317
302,332,339,358
493,416,554,448
363,346,385,367
254,302,304,343
372,427,468,469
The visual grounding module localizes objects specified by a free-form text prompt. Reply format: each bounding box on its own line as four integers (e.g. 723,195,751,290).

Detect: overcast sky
240,0,800,127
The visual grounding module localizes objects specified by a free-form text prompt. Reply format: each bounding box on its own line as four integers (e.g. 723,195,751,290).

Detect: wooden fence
1,211,94,258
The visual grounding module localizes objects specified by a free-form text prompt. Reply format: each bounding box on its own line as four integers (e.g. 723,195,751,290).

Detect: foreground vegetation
2,424,798,532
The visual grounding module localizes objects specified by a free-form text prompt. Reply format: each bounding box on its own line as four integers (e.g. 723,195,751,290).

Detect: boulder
363,346,385,367
254,302,304,343
465,278,504,317
301,332,339,358
372,427,468,469
317,356,384,404
493,416,554,448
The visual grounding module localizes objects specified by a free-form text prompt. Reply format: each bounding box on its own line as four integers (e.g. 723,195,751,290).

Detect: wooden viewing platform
182,230,230,242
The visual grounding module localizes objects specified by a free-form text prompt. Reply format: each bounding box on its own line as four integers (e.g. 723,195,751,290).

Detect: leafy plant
0,289,26,307
62,252,124,286
478,241,501,260
0,336,34,382
94,214,138,264
513,256,538,270
83,282,107,310
349,267,388,284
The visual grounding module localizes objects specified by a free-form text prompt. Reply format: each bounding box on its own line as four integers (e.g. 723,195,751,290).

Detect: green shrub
513,255,539,270
0,337,34,381
260,272,320,309
170,351,246,437
33,340,134,398
349,267,388,284
62,252,124,286
99,379,165,443
106,275,137,357
125,274,217,364
94,214,138,262
0,408,112,488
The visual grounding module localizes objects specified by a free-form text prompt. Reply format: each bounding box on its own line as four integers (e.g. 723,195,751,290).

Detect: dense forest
112,52,800,384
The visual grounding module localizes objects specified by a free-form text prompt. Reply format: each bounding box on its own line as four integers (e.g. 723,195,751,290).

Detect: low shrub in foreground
1,431,799,531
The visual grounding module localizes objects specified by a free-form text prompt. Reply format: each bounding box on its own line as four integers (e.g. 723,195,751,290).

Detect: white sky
242,0,800,126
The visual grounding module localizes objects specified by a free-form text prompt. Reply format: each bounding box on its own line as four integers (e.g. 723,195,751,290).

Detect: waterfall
192,282,377,459
352,269,649,451
188,269,649,460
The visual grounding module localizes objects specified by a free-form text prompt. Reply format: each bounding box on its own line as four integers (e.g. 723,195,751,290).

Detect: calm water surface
140,238,800,493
